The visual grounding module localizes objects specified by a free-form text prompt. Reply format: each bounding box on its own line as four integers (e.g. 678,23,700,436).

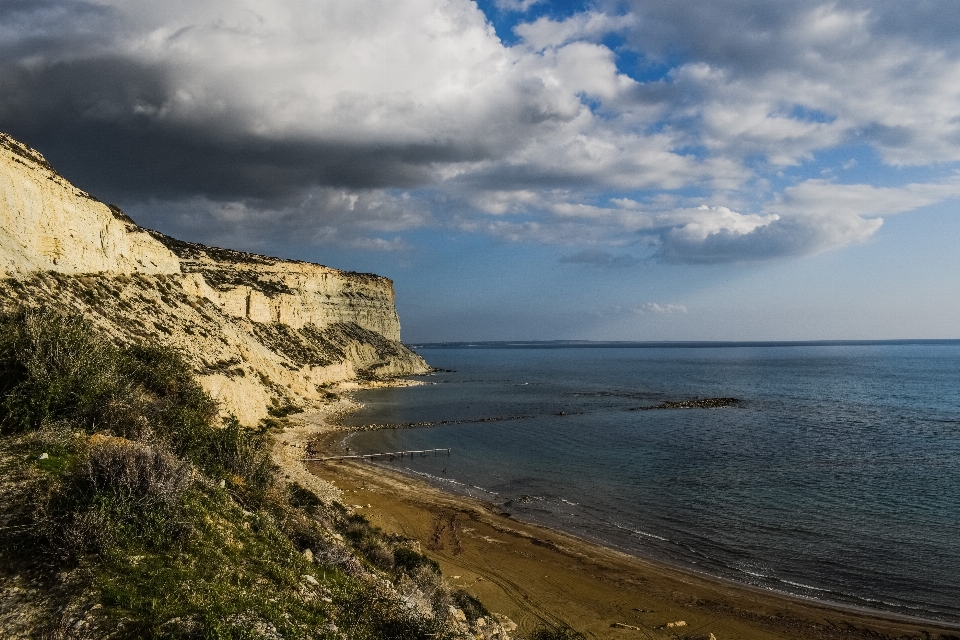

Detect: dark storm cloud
0,60,491,204
0,0,531,207
0,0,116,53
125,188,429,256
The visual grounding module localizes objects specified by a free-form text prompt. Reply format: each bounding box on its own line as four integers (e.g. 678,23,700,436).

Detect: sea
337,342,960,623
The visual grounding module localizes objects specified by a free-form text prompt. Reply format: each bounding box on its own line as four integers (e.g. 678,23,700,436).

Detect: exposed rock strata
0,132,429,424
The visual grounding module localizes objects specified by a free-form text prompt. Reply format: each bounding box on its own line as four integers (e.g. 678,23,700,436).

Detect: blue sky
2,0,960,341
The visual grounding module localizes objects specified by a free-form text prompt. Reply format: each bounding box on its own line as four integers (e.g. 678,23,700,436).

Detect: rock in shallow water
631,398,740,410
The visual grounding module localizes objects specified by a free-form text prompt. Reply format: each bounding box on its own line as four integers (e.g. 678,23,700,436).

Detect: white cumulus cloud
633,302,687,315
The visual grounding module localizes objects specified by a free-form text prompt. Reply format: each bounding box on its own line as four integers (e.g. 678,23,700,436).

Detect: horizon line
409,339,960,349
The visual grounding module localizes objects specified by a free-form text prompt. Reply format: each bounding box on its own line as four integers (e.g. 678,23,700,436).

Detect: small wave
850,594,940,614
780,579,829,593
395,467,503,498
760,584,951,621
716,565,954,621
634,530,668,542
410,470,466,486
607,520,669,541
473,485,499,495
559,498,578,506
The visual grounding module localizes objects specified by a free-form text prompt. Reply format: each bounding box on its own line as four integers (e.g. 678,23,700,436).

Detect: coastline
292,395,960,640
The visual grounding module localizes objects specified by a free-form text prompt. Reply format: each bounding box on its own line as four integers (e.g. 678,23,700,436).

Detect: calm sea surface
339,343,960,622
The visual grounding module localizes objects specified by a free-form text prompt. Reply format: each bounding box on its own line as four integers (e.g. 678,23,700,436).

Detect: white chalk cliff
0,132,430,424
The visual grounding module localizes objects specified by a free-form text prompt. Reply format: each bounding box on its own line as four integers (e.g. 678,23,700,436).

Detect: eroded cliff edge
0,132,430,424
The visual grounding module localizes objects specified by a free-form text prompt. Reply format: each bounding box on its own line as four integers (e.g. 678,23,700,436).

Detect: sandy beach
291,407,960,640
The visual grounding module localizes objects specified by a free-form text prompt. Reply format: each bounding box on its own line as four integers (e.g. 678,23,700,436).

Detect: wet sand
304,429,960,640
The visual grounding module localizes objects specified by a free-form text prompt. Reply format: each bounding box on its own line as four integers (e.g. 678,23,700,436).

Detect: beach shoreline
290,395,960,640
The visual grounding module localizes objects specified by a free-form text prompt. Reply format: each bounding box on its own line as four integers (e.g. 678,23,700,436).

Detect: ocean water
338,343,960,622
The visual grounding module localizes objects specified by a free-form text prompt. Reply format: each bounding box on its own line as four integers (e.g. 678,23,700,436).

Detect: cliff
0,132,430,424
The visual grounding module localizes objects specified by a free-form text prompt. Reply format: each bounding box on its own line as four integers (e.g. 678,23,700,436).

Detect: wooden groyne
303,448,451,463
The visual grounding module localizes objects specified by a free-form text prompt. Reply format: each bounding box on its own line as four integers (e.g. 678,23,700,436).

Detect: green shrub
268,398,300,418
114,342,219,455
0,309,126,433
83,436,192,508
394,547,440,575
8,436,193,561
0,309,264,483
450,589,490,622
0,310,218,444
288,482,325,510
527,625,587,640
201,416,278,498
334,579,445,640
338,511,397,569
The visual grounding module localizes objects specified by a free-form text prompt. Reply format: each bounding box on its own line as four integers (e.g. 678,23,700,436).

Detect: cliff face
0,132,429,424
0,135,180,277
156,234,405,341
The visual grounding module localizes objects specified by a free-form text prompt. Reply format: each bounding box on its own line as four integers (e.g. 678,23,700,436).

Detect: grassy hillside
0,309,514,640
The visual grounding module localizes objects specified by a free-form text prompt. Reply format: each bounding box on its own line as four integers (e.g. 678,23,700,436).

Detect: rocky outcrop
0,132,429,424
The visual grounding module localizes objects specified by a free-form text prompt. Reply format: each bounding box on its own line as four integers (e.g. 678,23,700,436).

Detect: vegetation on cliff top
0,309,496,639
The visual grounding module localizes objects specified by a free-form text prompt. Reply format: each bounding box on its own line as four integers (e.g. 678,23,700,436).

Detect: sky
2,0,960,341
